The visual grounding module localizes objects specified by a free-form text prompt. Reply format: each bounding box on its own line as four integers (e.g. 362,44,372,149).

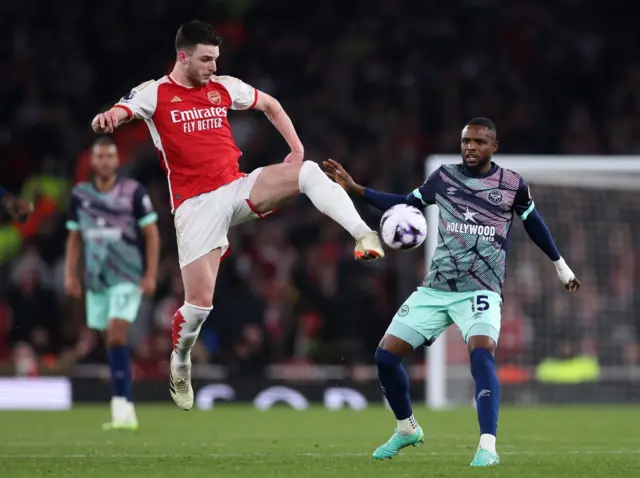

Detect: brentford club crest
207,91,221,105
487,189,503,205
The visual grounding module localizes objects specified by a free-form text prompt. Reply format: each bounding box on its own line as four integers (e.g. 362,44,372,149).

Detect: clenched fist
92,108,127,134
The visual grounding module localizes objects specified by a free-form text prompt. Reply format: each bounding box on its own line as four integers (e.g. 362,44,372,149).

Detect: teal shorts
85,282,143,331
386,287,502,349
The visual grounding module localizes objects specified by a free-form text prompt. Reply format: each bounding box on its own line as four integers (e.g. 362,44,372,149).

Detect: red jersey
114,75,258,211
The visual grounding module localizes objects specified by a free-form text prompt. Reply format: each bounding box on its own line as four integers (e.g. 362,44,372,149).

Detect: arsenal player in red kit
92,21,384,410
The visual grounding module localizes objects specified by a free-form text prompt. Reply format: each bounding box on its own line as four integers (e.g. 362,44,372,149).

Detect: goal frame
424,155,640,410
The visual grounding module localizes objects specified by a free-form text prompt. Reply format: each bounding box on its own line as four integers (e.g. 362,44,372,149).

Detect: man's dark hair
175,21,222,53
93,136,116,147
466,117,497,135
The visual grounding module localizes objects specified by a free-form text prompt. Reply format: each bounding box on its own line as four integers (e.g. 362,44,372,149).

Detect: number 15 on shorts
470,295,490,313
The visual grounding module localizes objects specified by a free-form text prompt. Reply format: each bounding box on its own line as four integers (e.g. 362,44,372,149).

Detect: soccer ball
380,204,427,250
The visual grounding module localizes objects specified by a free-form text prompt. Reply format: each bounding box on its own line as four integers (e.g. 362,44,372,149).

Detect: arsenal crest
207,91,221,105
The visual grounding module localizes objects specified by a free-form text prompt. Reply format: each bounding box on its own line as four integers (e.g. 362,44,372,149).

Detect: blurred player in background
0,186,33,222
324,117,581,467
91,20,384,411
65,137,160,430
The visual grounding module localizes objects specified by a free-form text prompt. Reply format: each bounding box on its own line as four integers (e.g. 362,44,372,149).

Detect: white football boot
354,231,385,261
169,351,194,410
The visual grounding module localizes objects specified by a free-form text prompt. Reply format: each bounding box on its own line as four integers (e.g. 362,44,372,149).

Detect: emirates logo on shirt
207,91,221,105
170,106,228,133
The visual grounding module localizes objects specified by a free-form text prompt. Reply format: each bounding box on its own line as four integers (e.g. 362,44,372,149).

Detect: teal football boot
372,427,425,460
470,448,500,466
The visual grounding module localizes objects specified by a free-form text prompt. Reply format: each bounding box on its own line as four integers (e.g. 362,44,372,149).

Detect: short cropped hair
465,117,497,135
175,20,222,53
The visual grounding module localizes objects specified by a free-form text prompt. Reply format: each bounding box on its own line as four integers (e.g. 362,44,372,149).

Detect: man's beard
188,69,209,86
463,157,491,170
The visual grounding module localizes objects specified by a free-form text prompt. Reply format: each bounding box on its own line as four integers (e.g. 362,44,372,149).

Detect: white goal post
424,155,640,410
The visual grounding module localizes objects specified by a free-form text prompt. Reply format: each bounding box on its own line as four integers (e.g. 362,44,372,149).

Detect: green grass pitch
1,405,639,477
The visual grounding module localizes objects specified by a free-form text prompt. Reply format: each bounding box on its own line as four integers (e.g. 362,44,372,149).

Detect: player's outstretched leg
297,161,384,260
372,334,424,460
248,162,384,261
468,335,500,466
170,250,218,410
103,318,138,431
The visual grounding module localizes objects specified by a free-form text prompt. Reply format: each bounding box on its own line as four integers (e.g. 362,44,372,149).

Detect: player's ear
493,140,499,154
177,50,188,64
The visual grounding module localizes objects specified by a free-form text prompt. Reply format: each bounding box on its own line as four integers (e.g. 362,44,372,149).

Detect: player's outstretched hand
322,159,359,193
1,196,33,223
91,109,120,134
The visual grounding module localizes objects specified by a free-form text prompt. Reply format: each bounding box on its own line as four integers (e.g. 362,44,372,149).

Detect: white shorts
174,168,272,268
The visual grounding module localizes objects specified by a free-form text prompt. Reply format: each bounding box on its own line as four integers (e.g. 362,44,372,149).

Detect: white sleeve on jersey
114,80,159,120
214,76,258,111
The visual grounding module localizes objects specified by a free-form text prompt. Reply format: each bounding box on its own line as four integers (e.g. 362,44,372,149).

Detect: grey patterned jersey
411,163,534,295
67,178,158,292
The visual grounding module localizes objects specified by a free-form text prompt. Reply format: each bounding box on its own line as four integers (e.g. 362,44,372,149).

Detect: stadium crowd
0,0,638,377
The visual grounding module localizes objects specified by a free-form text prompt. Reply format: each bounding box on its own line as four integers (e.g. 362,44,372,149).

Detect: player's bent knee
274,162,304,193
248,163,303,213
467,332,497,355
106,319,130,347
260,161,303,184
184,293,213,309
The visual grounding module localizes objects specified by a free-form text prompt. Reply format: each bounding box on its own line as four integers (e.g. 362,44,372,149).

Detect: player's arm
218,75,303,162
322,159,436,211
133,185,160,296
253,91,304,163
64,192,83,298
91,80,157,134
0,185,33,222
514,179,580,292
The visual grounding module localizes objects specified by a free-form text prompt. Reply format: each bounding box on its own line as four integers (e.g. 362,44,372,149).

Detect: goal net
423,155,640,409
